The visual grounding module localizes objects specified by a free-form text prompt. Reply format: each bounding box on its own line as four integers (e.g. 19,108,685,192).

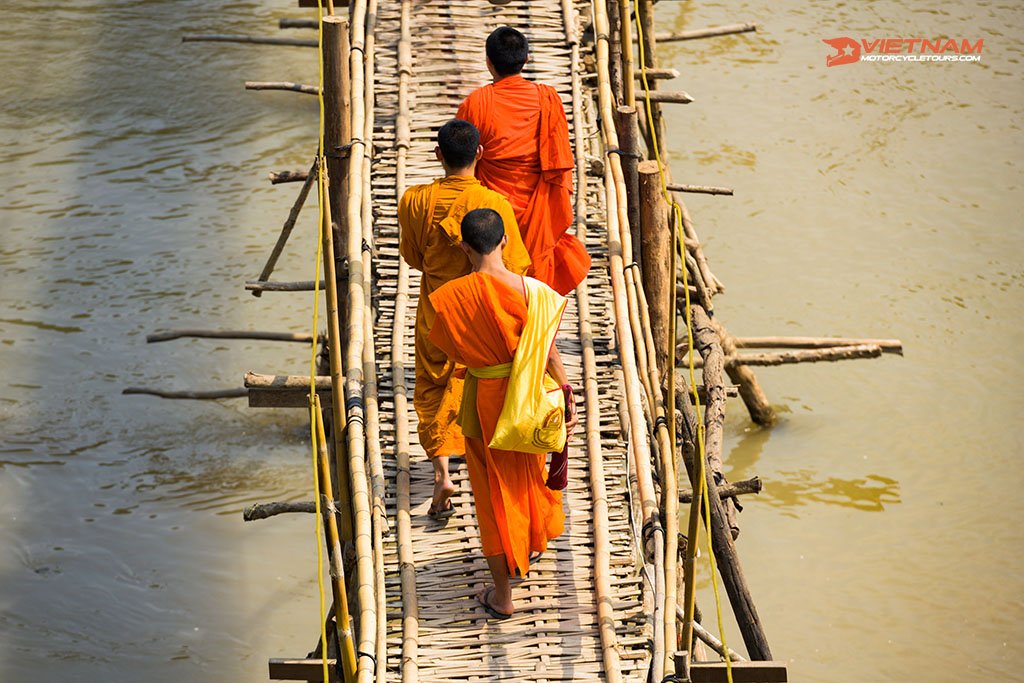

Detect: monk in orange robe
456,26,591,296
399,119,531,517
429,208,576,619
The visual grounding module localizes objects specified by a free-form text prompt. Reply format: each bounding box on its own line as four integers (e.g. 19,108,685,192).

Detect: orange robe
399,176,530,459
429,272,565,574
457,74,591,296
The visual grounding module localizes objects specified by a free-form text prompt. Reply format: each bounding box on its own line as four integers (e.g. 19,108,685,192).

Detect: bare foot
476,585,514,619
430,455,457,511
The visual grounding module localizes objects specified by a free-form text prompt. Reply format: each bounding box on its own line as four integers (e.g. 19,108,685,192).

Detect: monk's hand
563,385,578,437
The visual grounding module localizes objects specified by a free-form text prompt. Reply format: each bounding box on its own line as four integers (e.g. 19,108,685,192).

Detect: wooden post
320,15,354,539
715,322,777,427
638,160,671,382
606,0,624,104
635,0,666,160
616,0,635,107
614,106,642,268
692,307,773,660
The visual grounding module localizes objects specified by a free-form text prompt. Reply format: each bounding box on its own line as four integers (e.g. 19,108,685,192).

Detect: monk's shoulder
398,182,432,222
431,273,476,309
473,185,515,211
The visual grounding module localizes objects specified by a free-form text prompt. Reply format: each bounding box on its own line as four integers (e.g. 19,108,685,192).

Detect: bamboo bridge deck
372,2,649,680
143,0,903,680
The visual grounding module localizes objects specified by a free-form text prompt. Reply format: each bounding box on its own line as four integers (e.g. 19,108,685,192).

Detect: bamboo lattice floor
370,1,652,680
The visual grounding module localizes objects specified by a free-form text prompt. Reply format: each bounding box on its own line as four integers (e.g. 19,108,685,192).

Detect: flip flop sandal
476,587,512,620
427,499,455,519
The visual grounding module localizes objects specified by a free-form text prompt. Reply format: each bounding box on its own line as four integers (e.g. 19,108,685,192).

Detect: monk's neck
473,254,508,276
491,73,525,85
443,166,476,179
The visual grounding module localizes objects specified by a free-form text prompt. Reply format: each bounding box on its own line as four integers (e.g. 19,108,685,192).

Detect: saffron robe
429,272,565,575
398,175,530,458
457,74,591,296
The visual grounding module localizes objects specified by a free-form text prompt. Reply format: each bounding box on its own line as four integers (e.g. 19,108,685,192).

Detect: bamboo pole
594,2,665,677
656,23,758,43
357,1,388,677
182,34,317,47
342,5,376,680
254,159,318,293
314,395,358,680
244,80,319,95
564,1,622,678
394,3,418,680
146,329,317,344
320,14,355,542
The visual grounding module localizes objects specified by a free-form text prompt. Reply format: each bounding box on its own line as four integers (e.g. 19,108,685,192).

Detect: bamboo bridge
134,1,902,681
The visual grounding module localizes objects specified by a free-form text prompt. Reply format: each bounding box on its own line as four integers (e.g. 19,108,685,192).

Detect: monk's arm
397,192,424,270
547,343,578,434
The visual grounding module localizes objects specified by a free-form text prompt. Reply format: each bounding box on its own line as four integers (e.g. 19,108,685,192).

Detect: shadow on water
0,2,325,681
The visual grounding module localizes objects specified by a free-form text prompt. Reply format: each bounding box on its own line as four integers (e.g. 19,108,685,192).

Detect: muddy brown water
0,1,1021,681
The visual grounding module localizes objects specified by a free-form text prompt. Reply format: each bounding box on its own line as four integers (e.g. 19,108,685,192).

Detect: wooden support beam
656,23,758,43
734,336,903,353
614,106,642,267
245,372,331,390
279,18,319,29
638,160,672,381
147,329,316,344
679,344,887,367
635,67,680,80
637,90,694,105
247,389,331,409
269,658,339,681
690,661,788,682
244,501,316,521
253,159,318,292
121,387,246,400
246,279,324,293
269,169,310,184
182,34,317,47
244,81,318,95
680,476,761,503
667,182,734,196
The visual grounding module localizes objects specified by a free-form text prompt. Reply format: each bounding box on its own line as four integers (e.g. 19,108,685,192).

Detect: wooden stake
636,90,694,105
269,169,311,184
245,80,318,95
181,34,317,47
633,68,680,80
147,329,316,344
614,106,642,268
667,182,733,196
735,336,903,353
280,18,319,29
656,23,758,43
253,159,318,295
121,387,246,400
638,160,672,381
680,477,761,503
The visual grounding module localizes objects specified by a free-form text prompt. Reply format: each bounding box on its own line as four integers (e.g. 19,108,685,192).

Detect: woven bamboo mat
371,2,650,680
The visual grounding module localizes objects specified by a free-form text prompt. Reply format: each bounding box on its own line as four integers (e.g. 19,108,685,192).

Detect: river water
0,1,1020,682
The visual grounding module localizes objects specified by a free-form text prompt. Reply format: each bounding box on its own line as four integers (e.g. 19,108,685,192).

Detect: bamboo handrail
393,3,418,680
341,4,376,681
356,2,388,679
563,0,623,678
595,1,668,676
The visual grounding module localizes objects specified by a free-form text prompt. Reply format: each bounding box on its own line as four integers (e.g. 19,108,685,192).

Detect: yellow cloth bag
485,277,568,454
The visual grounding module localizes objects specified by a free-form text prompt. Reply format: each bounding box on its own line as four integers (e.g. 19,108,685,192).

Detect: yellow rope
633,5,733,680
308,1,329,681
